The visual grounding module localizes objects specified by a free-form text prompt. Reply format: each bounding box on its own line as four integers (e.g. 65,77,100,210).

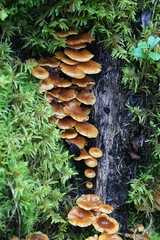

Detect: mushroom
51,102,66,119
76,90,96,105
64,48,94,62
66,43,87,49
99,204,114,214
86,235,99,240
55,29,78,38
68,206,94,227
92,214,119,234
46,92,54,102
99,232,122,240
72,76,95,88
31,66,49,79
60,129,78,139
77,60,102,74
74,148,91,161
50,88,77,102
11,236,19,240
48,76,72,88
45,56,60,67
75,122,98,138
39,79,55,92
57,117,76,129
63,99,89,122
66,135,87,149
86,181,94,189
89,147,103,158
76,194,101,210
66,33,95,45
84,169,96,178
60,63,85,79
85,157,98,168
55,51,79,65
26,233,49,240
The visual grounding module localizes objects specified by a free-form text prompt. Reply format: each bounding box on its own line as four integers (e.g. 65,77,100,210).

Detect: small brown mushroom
86,181,93,189
64,48,94,62
39,79,54,92
51,102,66,119
75,122,98,138
68,206,94,227
74,148,91,161
92,214,119,234
66,135,87,149
49,75,72,88
84,169,96,178
89,147,103,158
57,117,76,129
76,90,96,105
26,233,49,240
31,66,49,79
86,235,99,240
72,76,95,88
60,129,78,139
85,157,98,168
61,63,85,79
76,194,101,210
77,60,102,74
66,33,95,45
55,51,79,65
66,43,87,49
55,29,78,37
99,204,114,214
99,232,122,240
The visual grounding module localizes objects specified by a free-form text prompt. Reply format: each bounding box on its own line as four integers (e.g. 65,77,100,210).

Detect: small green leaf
138,42,149,49
0,9,8,21
147,36,160,48
133,48,145,59
148,52,160,61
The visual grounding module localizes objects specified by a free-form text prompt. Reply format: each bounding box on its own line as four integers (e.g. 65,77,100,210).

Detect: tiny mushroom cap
74,148,91,161
55,51,79,65
49,76,72,88
84,169,96,178
66,43,87,49
66,33,95,45
86,181,93,189
135,234,149,240
27,58,38,64
86,235,99,240
76,90,96,105
99,232,123,240
76,194,101,210
75,122,98,138
77,60,102,74
89,147,103,158
46,92,54,102
55,29,78,37
68,206,94,227
51,102,66,119
45,56,60,67
49,88,62,98
31,66,49,79
85,157,98,168
26,233,49,240
61,63,85,79
51,88,77,102
63,99,89,122
92,214,119,234
57,117,76,129
39,79,54,92
72,76,95,88
11,236,19,240
66,135,87,149
60,129,78,139
99,204,114,214
130,223,145,233
64,48,94,62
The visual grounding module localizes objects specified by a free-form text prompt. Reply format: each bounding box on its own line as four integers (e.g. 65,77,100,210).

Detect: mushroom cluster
68,194,122,239
11,232,49,240
30,29,103,189
125,224,151,240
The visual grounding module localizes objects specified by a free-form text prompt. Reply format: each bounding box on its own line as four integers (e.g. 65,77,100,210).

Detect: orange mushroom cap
39,79,54,92
66,135,87,149
48,75,72,88
74,148,91,161
31,66,49,79
51,102,66,119
76,90,96,105
99,232,123,240
86,235,99,240
66,33,95,45
76,194,101,210
84,169,96,178
92,214,119,234
26,233,49,240
89,147,103,158
72,76,95,88
66,43,87,49
86,181,94,189
77,60,102,74
75,122,98,138
68,206,94,227
64,48,94,62
99,204,114,214
57,117,76,129
55,51,79,65
55,29,78,37
85,157,98,168
61,63,85,79
11,236,19,240
45,56,60,67
63,99,89,122
60,129,78,139
46,92,54,102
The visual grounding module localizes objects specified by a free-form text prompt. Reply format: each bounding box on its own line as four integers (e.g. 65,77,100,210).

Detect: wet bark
89,44,138,234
